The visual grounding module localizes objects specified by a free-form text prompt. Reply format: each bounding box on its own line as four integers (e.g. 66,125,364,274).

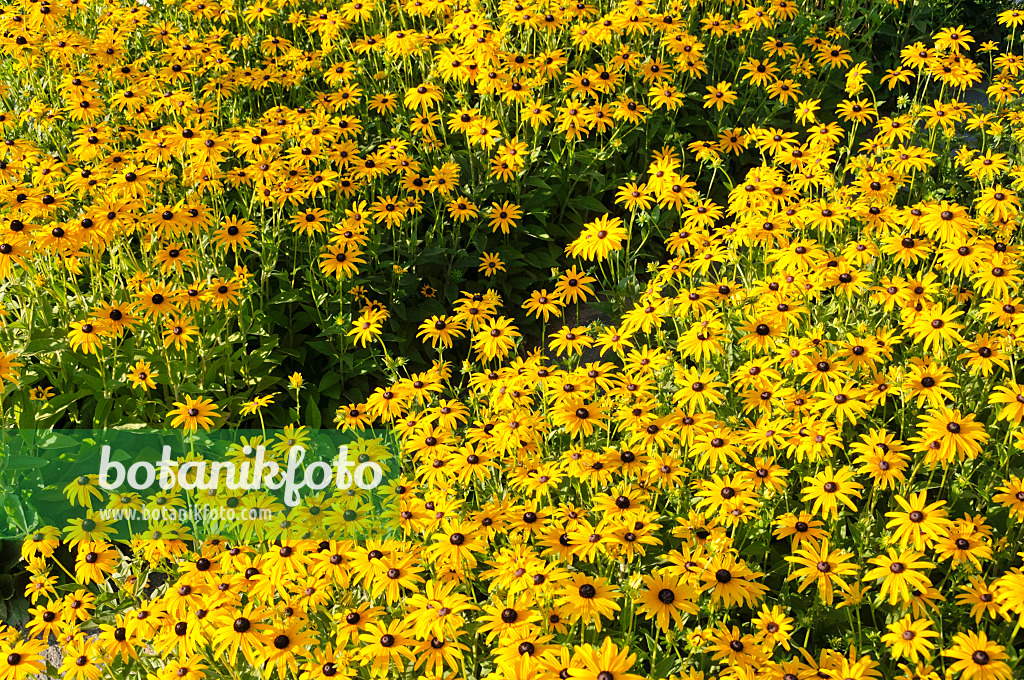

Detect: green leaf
643,632,679,677
1,493,28,533
305,340,335,356
17,402,35,430
523,251,559,269
2,455,49,470
417,247,445,266
22,337,63,355
524,176,552,191
319,371,342,393
28,489,65,505
0,575,13,601
443,279,460,303
80,373,106,395
570,195,606,213
270,290,303,305
94,396,114,428
306,395,322,431
39,432,84,449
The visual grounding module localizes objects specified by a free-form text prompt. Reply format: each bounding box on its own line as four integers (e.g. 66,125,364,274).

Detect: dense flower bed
2,0,1024,679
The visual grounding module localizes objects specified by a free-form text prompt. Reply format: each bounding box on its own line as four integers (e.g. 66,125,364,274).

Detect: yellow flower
125,360,158,391
702,81,738,110
478,253,506,277
0,349,23,386
240,394,276,416
168,395,220,433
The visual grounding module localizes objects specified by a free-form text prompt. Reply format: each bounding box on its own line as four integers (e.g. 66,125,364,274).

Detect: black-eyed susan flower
702,81,737,110
73,543,119,586
697,552,768,609
478,252,506,277
636,569,698,632
473,316,520,361
800,466,863,521
881,615,940,664
567,214,627,261
553,266,596,305
168,395,220,433
566,637,644,680
319,245,366,279
477,593,541,642
487,201,522,234
0,349,23,387
786,538,860,605
548,326,592,357
0,639,47,680
67,320,109,355
942,630,1012,680
885,492,952,551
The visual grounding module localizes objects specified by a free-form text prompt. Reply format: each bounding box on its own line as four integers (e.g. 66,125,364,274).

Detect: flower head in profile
62,475,104,510
0,349,23,386
240,394,276,417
